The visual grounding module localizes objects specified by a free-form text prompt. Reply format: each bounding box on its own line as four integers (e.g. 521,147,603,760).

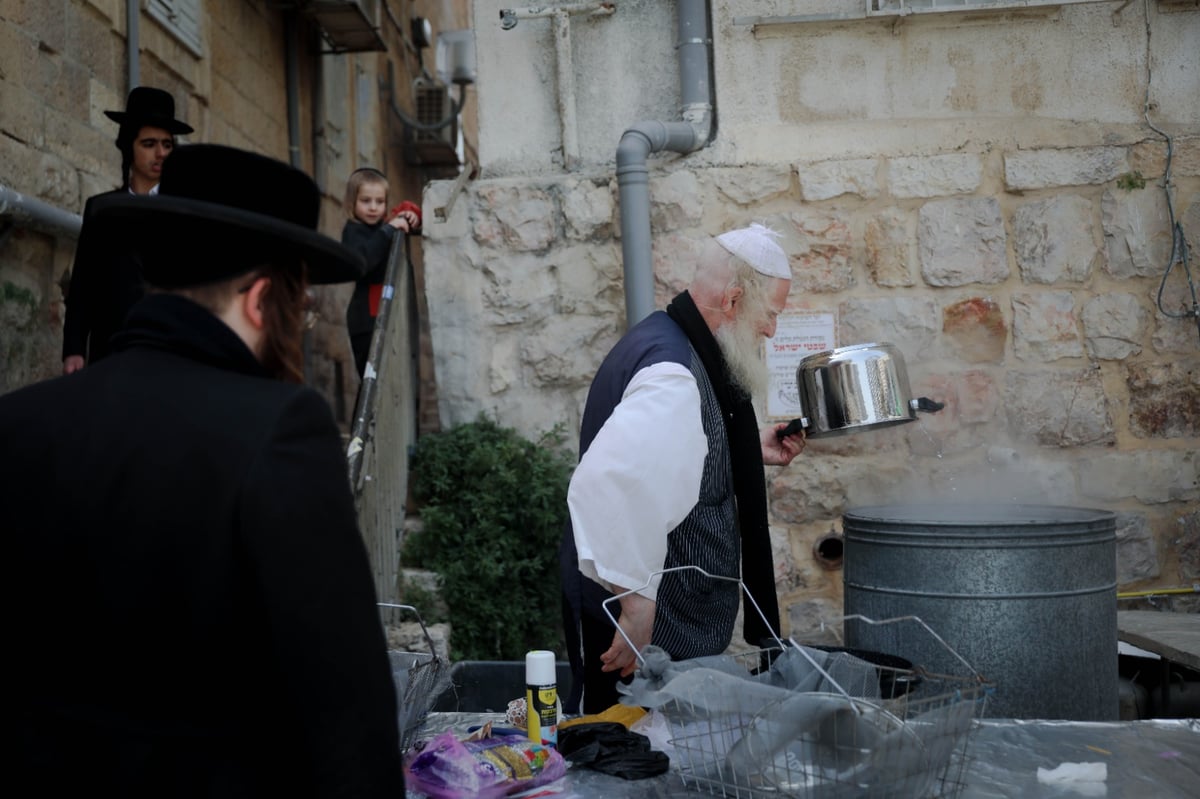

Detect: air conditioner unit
403,80,459,168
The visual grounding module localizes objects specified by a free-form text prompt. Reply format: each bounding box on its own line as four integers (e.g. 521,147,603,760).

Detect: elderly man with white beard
560,224,808,714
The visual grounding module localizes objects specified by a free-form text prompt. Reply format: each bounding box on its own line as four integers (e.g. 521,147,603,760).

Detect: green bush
403,415,573,661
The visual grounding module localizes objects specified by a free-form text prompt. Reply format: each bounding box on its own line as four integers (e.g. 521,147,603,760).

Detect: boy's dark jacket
341,219,396,336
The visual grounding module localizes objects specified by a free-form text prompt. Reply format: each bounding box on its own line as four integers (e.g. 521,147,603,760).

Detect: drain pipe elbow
616,120,698,324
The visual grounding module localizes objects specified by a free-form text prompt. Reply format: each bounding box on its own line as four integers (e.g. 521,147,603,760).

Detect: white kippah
715,223,791,279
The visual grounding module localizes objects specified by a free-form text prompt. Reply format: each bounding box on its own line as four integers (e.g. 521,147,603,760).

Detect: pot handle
776,417,809,440
910,397,945,413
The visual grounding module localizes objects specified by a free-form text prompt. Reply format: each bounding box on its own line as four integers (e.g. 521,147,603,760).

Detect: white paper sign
764,312,836,419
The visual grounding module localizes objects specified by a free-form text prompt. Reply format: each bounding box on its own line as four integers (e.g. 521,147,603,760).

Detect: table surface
1117,610,1200,671
408,713,1200,799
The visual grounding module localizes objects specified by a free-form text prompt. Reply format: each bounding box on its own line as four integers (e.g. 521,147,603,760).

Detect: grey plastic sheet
409,714,1200,799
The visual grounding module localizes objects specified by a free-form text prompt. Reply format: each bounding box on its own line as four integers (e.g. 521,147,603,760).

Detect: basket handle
377,603,438,658
833,613,984,682
600,565,787,669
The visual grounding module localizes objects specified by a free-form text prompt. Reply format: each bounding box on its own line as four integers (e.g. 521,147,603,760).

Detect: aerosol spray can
525,649,558,748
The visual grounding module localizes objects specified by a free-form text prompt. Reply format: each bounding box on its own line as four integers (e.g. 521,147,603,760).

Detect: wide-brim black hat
104,86,194,135
88,144,365,286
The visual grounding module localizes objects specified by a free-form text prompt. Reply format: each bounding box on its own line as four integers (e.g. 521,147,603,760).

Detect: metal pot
778,342,943,439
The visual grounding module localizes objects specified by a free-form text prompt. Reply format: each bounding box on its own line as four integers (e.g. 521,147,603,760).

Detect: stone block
0,20,38,85
1004,146,1128,191
1002,369,1115,447
649,170,703,230
1182,192,1199,265
864,209,914,288
797,158,878,201
954,369,1000,425
786,598,842,645
1178,509,1200,581
652,232,704,308
0,133,41,191
1079,450,1198,504
478,251,558,324
65,3,119,77
919,454,1077,506
557,242,624,316
520,315,614,387
1013,195,1100,284
560,177,615,241
1125,359,1200,439
838,296,940,360
772,209,854,293
769,458,918,524
1102,188,1175,279
1130,136,1200,179
18,0,67,54
918,198,1007,287
41,58,92,124
887,153,982,199
472,183,558,252
1012,292,1084,362
35,150,79,207
0,83,46,147
712,166,793,205
1115,513,1160,585
1081,293,1148,360
942,297,1006,363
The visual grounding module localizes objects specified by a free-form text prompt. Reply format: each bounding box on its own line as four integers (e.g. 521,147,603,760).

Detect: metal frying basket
602,567,993,798
378,603,449,752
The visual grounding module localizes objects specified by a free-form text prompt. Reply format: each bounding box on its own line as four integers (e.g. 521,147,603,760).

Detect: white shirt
567,361,709,602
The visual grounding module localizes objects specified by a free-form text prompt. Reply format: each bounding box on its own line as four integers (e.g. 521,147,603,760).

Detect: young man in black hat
6,145,406,797
62,86,194,373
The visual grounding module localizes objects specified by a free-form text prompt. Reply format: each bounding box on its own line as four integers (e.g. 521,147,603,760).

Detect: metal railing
0,184,82,244
346,232,419,604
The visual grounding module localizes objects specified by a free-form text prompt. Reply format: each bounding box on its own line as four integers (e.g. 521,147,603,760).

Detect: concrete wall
423,0,1200,633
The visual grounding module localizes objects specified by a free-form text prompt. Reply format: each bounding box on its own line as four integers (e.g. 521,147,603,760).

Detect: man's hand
600,590,656,678
63,355,85,375
761,422,805,466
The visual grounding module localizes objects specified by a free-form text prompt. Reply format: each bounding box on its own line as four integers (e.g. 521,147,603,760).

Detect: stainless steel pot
778,342,943,439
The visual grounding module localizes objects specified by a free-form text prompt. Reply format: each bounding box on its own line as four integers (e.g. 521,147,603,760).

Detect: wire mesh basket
378,603,450,753
603,567,993,799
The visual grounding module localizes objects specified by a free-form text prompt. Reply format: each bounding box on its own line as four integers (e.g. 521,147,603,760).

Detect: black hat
104,86,194,135
88,144,366,286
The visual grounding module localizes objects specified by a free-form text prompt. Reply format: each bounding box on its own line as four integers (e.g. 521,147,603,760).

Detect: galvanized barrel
843,504,1118,720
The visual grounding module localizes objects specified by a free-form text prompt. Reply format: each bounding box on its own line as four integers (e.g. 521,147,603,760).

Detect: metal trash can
843,503,1118,720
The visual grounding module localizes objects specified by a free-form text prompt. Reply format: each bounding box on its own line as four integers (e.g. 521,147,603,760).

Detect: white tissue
1037,762,1108,796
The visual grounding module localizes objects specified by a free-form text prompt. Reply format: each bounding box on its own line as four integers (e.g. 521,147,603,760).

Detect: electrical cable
1141,0,1200,345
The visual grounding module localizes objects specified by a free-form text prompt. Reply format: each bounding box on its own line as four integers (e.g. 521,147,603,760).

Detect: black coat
62,189,148,363
6,294,405,797
341,219,396,337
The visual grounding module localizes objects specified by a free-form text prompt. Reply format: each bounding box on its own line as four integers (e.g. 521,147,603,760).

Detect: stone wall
422,0,1200,635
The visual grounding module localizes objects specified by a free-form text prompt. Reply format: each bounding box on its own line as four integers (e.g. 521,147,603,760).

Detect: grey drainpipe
617,0,713,326
284,10,302,169
127,0,140,91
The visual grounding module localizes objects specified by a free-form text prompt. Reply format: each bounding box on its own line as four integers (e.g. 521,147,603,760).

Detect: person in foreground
5,145,406,797
560,223,808,714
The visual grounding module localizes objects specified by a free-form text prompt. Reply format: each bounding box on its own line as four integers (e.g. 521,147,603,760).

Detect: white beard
715,313,768,398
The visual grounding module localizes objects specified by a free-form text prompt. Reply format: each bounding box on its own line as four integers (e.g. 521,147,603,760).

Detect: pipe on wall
127,0,140,91
0,185,83,240
284,10,303,169
616,0,713,326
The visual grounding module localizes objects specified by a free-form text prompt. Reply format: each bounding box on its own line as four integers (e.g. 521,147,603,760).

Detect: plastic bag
405,731,567,799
